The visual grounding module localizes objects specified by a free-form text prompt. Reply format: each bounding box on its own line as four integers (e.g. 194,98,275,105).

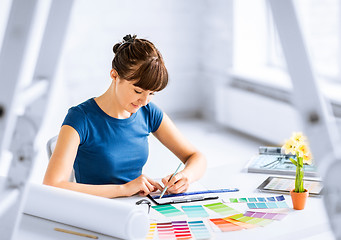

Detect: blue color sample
267,197,276,201
182,205,209,218
247,203,257,208
256,202,268,208
277,201,289,208
266,202,278,208
276,195,285,201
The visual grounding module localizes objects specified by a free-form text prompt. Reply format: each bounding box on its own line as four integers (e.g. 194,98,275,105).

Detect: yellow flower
291,132,306,144
284,132,312,193
283,139,296,155
303,152,313,165
297,144,309,157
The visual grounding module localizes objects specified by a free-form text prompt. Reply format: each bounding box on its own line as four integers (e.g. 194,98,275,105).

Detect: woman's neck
94,85,131,119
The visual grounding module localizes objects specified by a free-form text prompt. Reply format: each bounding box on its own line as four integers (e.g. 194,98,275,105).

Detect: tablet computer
257,176,323,197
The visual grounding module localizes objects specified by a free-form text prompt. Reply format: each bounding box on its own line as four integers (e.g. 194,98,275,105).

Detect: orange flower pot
290,189,309,210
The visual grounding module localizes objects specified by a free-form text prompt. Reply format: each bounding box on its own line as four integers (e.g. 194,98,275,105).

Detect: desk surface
200,167,335,240
17,165,336,240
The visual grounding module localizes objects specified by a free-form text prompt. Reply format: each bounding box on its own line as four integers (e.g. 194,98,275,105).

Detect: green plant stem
295,154,305,193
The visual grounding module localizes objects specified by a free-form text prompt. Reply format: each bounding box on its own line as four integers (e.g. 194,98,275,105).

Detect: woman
43,34,206,198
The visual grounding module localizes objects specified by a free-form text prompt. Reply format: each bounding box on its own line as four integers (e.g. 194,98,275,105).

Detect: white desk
200,165,335,240
16,164,335,240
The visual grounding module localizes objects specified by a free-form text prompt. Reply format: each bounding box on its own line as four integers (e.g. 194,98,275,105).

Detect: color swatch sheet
225,195,285,203
244,211,287,220
154,220,211,240
181,205,209,218
209,218,244,232
247,201,289,209
222,217,256,229
228,213,273,227
209,213,274,232
149,197,290,238
203,202,240,216
152,204,185,217
156,222,180,239
188,220,211,239
146,223,157,240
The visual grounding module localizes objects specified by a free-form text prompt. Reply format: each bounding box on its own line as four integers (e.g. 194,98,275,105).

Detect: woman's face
115,77,155,114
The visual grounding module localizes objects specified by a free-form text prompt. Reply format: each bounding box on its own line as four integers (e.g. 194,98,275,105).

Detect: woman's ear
110,69,118,80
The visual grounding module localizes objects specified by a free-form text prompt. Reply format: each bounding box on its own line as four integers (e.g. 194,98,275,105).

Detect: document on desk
148,193,219,205
148,189,238,205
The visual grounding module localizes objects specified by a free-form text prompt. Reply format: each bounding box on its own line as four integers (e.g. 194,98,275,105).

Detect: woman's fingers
168,178,189,193
139,175,166,196
162,174,172,186
161,172,189,194
144,175,163,192
138,182,151,196
131,173,190,197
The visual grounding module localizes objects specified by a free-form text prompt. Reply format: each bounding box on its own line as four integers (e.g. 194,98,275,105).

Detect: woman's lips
132,103,140,108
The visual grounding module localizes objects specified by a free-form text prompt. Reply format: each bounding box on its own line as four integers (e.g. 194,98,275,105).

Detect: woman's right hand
122,175,163,197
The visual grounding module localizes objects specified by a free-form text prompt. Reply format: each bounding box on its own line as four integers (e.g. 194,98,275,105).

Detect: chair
46,135,75,182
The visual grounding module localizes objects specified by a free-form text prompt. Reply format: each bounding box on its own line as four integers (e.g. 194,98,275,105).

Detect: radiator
215,84,302,145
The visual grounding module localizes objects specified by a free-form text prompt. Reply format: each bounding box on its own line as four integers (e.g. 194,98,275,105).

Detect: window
233,0,341,93
267,0,340,83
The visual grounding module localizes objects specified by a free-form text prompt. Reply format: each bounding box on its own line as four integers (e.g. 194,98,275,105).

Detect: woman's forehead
121,78,155,92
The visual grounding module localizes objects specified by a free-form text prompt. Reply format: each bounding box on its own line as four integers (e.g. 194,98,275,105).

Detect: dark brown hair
112,34,168,92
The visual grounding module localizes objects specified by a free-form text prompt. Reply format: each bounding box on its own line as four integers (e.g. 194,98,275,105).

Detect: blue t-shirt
62,98,163,185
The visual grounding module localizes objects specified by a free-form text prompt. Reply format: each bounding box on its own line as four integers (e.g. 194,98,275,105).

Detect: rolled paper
24,183,149,239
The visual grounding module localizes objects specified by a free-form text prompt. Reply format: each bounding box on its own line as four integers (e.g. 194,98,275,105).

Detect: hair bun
113,43,121,54
123,34,136,43
113,34,137,54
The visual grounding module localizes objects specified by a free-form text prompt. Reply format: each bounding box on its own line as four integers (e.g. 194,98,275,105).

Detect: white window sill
229,67,341,106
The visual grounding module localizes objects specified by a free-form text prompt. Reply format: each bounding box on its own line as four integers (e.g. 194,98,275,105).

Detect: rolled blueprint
23,183,149,239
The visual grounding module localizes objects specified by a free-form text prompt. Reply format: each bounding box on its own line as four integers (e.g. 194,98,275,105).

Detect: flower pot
290,189,309,210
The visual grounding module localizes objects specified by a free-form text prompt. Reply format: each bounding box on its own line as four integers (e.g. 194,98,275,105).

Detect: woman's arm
43,125,162,198
153,113,207,194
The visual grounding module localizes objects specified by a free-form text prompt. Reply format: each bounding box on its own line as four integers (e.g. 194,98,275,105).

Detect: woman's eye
134,90,142,94
149,92,155,96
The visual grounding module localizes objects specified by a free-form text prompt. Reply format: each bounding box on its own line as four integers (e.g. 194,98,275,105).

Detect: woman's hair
112,34,168,92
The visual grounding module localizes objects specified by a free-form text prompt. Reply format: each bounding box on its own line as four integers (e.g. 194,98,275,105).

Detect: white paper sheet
23,183,149,239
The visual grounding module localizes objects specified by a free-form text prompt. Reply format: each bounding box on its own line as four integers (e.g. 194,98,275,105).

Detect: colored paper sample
152,204,185,217
226,195,285,203
157,222,176,239
247,201,289,209
181,205,209,218
244,211,287,220
146,223,156,240
204,202,239,216
229,213,273,227
188,221,211,239
209,218,244,232
156,221,193,240
172,221,192,239
222,217,257,229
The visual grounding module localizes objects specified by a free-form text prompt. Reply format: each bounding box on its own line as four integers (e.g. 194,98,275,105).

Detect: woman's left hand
161,171,190,194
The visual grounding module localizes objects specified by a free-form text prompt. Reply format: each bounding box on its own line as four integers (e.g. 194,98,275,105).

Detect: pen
159,163,182,199
54,228,98,239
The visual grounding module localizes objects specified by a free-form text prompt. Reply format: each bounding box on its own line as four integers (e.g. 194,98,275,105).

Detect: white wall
48,0,234,133
56,0,202,120
199,0,234,120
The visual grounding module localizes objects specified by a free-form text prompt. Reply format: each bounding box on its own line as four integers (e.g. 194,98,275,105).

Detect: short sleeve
62,107,87,144
147,102,163,133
